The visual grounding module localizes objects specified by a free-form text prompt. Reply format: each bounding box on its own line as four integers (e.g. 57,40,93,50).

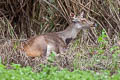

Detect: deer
23,12,95,58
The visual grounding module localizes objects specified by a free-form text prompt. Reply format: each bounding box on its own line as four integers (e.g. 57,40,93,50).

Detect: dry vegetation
0,0,120,71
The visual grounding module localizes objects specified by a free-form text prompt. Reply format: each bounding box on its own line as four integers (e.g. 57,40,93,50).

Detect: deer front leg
46,44,58,58
46,44,53,57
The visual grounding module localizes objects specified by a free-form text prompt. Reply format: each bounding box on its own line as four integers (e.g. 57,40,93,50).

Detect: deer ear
80,11,84,18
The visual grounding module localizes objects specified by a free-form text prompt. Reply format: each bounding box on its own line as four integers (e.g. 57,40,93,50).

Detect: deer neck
57,23,81,44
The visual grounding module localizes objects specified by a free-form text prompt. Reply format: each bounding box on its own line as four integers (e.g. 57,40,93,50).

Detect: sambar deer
23,12,95,58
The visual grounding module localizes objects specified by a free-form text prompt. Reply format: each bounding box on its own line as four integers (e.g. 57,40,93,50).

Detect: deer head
70,12,95,29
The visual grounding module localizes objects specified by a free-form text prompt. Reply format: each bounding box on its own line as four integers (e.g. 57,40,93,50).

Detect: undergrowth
1,63,120,80
72,29,120,71
0,29,120,80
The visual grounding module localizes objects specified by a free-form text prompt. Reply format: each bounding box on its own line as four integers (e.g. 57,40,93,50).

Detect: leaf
11,63,21,69
98,36,103,42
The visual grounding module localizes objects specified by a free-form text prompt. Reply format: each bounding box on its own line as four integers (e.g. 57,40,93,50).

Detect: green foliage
89,29,108,54
0,63,120,80
48,51,56,62
97,30,108,54
0,63,40,80
109,45,120,70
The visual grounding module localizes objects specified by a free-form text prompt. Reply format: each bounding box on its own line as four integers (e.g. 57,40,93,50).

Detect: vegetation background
0,0,120,79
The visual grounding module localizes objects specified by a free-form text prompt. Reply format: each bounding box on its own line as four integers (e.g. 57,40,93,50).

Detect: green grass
1,63,120,80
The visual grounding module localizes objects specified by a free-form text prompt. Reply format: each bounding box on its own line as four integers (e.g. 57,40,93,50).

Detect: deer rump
23,33,66,57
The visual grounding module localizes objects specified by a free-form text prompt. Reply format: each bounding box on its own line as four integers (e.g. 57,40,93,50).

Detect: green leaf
11,63,21,69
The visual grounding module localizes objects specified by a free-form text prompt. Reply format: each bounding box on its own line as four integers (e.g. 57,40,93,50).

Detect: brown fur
23,36,47,57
